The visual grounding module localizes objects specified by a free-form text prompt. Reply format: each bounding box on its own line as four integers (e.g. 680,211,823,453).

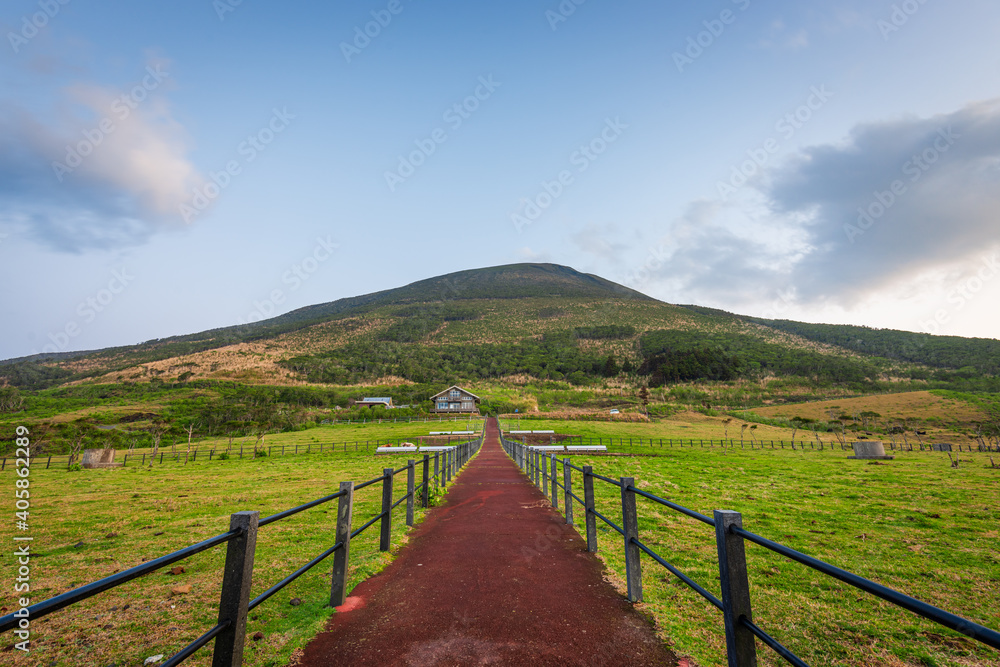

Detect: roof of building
430,385,481,400
360,397,393,403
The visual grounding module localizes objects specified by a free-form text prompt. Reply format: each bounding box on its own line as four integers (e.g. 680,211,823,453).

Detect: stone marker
81,448,123,469
848,441,894,460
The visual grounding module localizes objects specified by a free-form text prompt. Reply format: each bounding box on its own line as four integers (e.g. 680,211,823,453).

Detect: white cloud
0,58,204,251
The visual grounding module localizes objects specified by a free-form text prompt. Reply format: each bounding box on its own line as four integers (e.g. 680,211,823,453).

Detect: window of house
450,390,460,398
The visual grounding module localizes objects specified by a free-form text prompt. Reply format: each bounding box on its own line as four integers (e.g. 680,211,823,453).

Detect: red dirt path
298,418,678,666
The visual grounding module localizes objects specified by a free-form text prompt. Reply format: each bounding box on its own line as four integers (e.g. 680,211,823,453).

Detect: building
430,386,480,414
354,397,394,409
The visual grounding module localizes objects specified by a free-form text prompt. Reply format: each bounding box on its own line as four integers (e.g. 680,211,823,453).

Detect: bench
419,446,457,452
565,445,608,452
529,446,566,452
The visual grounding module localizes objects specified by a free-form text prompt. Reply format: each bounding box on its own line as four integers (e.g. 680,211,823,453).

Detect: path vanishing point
298,417,679,666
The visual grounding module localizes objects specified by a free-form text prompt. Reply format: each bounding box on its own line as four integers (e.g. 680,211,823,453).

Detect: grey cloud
645,99,1000,307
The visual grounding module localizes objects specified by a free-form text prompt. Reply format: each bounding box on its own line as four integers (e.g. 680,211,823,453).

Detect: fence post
329,482,354,607
434,453,440,489
542,452,549,493
379,468,393,552
551,455,558,508
714,510,758,667
563,458,573,526
620,477,643,603
583,466,598,553
421,455,430,508
406,460,415,527
212,511,259,667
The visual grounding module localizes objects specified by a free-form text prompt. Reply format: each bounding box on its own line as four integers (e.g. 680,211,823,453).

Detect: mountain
1,263,996,391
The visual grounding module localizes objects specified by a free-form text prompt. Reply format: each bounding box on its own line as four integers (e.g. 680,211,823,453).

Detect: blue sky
1,0,999,360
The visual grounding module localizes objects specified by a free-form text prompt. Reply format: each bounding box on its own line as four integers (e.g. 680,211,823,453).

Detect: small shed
354,397,394,409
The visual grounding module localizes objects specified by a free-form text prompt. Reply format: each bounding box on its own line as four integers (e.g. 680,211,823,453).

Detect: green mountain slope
1,263,996,391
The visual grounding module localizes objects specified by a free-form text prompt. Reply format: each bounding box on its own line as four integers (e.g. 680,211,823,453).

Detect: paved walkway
298,418,678,666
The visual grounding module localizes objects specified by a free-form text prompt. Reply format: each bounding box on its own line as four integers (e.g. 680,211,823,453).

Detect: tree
638,386,650,417
149,420,167,463
0,386,23,413
184,420,197,464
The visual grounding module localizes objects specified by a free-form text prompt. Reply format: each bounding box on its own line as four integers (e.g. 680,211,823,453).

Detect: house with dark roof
429,386,480,414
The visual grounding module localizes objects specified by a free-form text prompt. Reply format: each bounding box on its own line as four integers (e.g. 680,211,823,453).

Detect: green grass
2,448,461,666
542,444,1000,666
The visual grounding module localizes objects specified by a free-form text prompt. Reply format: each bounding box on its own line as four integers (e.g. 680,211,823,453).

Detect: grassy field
498,412,847,445
1,447,465,666
2,419,485,466
538,442,1000,666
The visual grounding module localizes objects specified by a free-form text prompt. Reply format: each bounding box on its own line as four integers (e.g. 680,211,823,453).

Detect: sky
1,0,999,361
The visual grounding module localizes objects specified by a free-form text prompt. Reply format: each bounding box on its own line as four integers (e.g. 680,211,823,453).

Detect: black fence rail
0,436,483,665
0,434,487,471
500,434,1000,667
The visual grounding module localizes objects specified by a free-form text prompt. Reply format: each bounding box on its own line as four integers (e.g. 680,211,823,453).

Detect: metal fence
500,435,1000,667
0,437,483,665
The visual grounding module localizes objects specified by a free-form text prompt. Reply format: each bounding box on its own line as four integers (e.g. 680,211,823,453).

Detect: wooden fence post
551,455,558,508
563,458,573,526
542,452,549,492
421,455,430,508
714,510,758,667
583,466,598,553
379,468,393,552
212,511,259,667
620,477,643,603
406,460,415,527
434,453,440,489
329,482,354,607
